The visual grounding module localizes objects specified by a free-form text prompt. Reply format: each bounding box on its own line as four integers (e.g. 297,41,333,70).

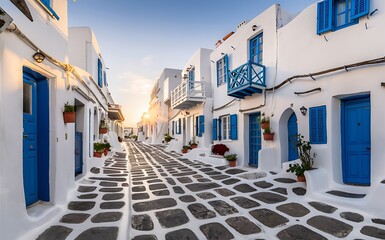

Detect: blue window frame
250,33,263,64
213,114,237,141
317,0,369,34
198,115,205,137
309,105,327,144
39,0,60,20
98,58,103,87
217,55,228,86
188,68,195,90
212,119,218,141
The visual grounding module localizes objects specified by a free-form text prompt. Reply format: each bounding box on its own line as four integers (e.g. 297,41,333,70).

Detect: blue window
40,0,60,20
250,33,263,64
217,55,228,86
212,119,218,141
309,105,327,144
230,114,238,140
188,68,195,90
98,58,103,87
213,114,237,141
176,118,181,134
198,115,205,137
317,0,369,34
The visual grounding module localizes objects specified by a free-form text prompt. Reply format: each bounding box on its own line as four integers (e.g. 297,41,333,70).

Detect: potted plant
182,145,191,154
286,134,316,182
211,144,229,156
99,120,108,134
258,112,270,130
263,127,275,141
63,102,76,124
189,136,198,149
164,133,173,143
93,143,105,158
224,153,237,167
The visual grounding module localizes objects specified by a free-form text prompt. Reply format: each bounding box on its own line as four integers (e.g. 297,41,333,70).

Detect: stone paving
35,141,385,240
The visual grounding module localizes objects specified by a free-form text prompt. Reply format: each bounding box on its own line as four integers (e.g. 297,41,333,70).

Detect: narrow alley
35,142,385,240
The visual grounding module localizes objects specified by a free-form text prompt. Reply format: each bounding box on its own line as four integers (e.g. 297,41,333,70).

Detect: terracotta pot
297,175,306,182
99,128,108,134
263,132,275,141
260,121,270,130
63,112,75,124
182,148,188,154
104,148,108,156
93,151,103,158
190,144,198,149
228,161,236,167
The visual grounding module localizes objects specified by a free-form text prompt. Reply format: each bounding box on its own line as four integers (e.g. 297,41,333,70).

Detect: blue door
23,76,38,205
249,113,261,167
75,132,83,175
342,97,371,185
23,67,50,206
288,113,298,161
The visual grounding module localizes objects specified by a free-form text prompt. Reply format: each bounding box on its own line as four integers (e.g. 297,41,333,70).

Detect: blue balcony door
342,96,371,185
23,67,50,206
287,112,298,161
249,113,261,167
75,132,83,175
250,33,263,64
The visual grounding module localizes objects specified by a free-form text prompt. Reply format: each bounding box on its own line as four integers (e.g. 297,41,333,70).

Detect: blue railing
227,61,265,98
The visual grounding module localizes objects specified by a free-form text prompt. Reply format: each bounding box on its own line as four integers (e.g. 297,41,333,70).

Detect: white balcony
171,80,206,109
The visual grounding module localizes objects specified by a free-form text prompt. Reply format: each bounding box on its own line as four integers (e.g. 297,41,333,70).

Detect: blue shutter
97,59,103,87
178,118,181,134
317,0,333,35
41,0,60,20
309,106,327,144
224,54,229,84
172,121,175,135
230,114,238,140
351,0,370,20
199,115,205,137
195,116,199,136
212,119,218,140
218,118,222,141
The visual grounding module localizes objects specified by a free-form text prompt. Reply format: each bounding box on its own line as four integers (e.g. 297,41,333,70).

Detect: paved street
36,142,385,240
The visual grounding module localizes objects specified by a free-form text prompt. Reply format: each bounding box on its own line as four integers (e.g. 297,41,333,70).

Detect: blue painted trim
212,118,218,140
249,33,263,64
309,105,327,144
351,0,370,20
198,115,205,137
40,0,60,20
317,0,333,34
229,114,238,140
98,59,103,87
249,113,261,167
333,0,359,31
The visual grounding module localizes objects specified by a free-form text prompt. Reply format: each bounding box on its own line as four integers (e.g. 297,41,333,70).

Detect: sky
68,0,319,127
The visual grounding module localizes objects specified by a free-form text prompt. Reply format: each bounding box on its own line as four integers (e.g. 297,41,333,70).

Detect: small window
23,82,32,114
309,105,327,144
334,0,357,30
188,68,195,90
217,55,228,86
98,58,103,87
221,115,230,140
250,33,263,65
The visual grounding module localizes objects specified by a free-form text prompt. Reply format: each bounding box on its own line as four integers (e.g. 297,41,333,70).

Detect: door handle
23,134,29,138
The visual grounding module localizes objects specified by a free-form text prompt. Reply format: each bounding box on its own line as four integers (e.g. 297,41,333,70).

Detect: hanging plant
63,102,76,124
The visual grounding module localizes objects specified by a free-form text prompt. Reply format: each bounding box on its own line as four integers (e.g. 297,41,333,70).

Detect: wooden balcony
227,61,266,99
171,80,205,109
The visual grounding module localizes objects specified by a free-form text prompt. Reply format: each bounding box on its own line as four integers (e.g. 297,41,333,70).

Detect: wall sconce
33,50,45,63
300,106,307,116
252,25,258,31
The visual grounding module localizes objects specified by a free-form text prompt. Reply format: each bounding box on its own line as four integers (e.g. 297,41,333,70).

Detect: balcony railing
171,80,205,109
227,60,266,98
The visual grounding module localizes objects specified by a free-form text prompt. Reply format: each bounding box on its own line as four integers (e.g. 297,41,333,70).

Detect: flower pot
190,144,198,149
228,161,236,167
63,112,75,124
99,128,108,134
263,132,275,141
182,148,189,154
104,148,108,156
93,151,103,158
260,121,270,130
297,175,306,182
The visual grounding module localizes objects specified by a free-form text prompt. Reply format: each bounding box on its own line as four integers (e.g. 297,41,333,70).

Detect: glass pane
23,82,32,114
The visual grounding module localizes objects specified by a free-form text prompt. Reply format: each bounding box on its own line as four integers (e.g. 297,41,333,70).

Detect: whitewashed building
0,1,123,239
145,68,181,144
170,48,213,149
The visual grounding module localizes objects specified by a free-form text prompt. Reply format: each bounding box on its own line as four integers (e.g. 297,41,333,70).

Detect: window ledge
36,0,60,20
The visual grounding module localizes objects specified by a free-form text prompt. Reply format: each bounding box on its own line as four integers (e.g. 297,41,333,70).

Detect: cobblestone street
36,142,385,240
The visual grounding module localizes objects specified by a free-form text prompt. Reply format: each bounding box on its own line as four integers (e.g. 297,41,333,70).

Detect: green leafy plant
258,112,270,123
104,142,111,151
164,133,173,143
264,127,273,134
182,145,191,150
100,120,108,128
64,102,75,112
224,153,237,161
93,143,105,152
286,134,316,176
